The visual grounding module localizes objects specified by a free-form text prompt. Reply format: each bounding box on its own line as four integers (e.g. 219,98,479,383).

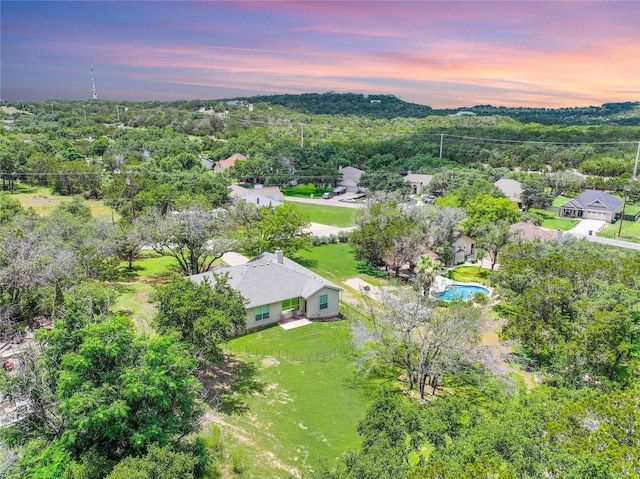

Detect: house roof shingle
494,178,522,202
403,173,433,185
560,190,623,213
509,222,555,241
189,252,342,308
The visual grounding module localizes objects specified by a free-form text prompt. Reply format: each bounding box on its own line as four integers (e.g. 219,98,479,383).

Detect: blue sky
2,1,639,107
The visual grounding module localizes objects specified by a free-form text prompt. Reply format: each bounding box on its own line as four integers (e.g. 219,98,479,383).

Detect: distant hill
236,92,433,119
232,93,640,126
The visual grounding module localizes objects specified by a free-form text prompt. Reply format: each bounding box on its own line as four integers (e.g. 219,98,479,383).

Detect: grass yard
551,195,571,207
113,252,181,332
445,265,492,284
281,184,332,198
529,208,579,231
112,282,156,334
598,220,640,242
11,186,117,218
210,321,375,478
296,243,387,286
289,201,358,227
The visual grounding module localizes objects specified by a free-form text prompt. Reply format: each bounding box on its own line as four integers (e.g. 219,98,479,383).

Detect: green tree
135,206,237,275
245,202,312,257
154,276,247,362
463,194,520,236
414,255,441,295
105,444,198,479
0,192,24,224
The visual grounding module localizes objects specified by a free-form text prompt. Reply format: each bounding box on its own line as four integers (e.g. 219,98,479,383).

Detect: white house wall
305,288,340,319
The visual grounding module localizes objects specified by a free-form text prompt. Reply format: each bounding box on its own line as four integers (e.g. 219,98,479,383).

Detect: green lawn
529,208,579,230
11,186,117,219
112,282,156,334
211,321,375,478
281,184,332,198
551,195,571,207
289,201,358,227
445,265,492,284
296,243,386,286
598,220,640,242
113,252,181,332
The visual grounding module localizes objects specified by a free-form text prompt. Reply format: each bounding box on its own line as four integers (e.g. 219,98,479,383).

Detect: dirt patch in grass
204,411,303,478
481,320,534,390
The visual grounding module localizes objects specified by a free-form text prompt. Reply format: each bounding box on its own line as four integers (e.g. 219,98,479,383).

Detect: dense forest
1,94,639,478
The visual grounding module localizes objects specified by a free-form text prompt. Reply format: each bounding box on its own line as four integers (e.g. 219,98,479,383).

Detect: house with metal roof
558,190,624,222
189,250,342,330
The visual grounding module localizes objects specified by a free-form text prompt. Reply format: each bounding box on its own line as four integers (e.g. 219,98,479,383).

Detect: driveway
305,222,354,237
285,195,364,209
566,219,607,236
220,251,250,266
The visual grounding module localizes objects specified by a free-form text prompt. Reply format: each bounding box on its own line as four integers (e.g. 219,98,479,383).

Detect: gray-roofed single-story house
228,184,284,208
338,166,365,193
189,251,342,330
494,178,523,208
559,190,624,222
403,173,433,195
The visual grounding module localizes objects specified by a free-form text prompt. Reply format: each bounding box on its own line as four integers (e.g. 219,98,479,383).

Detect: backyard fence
223,342,352,364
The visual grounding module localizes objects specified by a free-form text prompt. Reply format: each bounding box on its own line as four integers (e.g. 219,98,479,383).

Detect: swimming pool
436,284,490,301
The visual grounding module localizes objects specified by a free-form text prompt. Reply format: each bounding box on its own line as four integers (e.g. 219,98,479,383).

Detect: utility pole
439,133,444,159
300,124,304,148
127,173,136,220
116,105,120,122
633,141,639,180
617,186,630,238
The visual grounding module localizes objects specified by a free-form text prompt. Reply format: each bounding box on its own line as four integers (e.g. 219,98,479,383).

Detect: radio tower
90,61,98,100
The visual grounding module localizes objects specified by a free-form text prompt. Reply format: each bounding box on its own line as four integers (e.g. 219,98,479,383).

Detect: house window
254,305,269,321
282,297,300,311
319,294,328,310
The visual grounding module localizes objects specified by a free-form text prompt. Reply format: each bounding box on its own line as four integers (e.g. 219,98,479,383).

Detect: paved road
567,232,640,251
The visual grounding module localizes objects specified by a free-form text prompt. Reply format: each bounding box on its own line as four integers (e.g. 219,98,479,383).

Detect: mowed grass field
11,186,117,218
598,220,640,242
445,265,492,284
530,208,579,231
296,243,387,287
212,321,375,478
288,201,359,227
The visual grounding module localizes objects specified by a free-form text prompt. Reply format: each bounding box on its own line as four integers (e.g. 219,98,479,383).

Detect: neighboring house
189,251,342,330
451,233,476,264
494,178,523,208
229,184,284,208
200,155,214,170
509,222,557,242
214,153,246,173
338,166,364,193
403,173,433,195
559,190,624,222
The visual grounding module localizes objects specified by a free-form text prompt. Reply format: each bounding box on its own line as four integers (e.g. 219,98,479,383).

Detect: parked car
322,192,334,199
340,198,357,203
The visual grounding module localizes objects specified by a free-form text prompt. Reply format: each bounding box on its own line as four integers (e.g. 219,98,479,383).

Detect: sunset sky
1,1,639,108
